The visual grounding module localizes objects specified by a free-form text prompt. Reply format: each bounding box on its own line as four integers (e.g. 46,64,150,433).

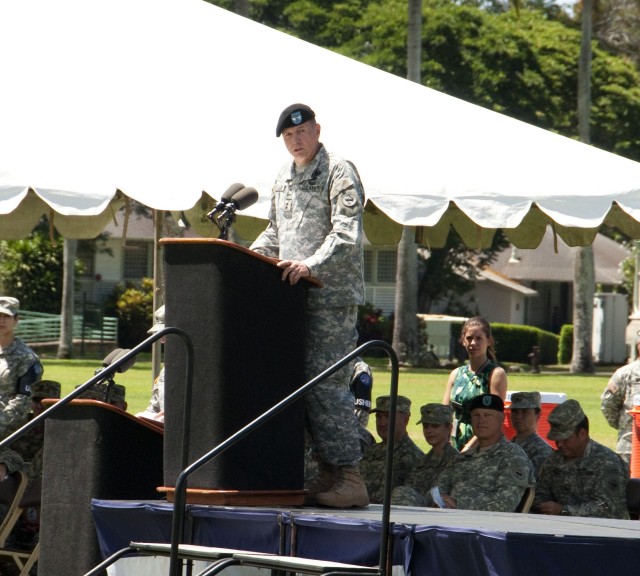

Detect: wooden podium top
159,238,322,287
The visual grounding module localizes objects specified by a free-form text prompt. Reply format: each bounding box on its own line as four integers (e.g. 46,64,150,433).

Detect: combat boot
314,465,369,508
304,461,339,505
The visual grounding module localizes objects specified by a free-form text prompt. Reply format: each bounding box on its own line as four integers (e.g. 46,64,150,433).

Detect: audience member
510,391,552,479
391,403,461,506
360,395,424,504
76,382,127,410
0,297,44,439
600,336,640,465
533,399,629,519
442,317,507,452
136,305,166,423
435,394,533,512
11,380,61,485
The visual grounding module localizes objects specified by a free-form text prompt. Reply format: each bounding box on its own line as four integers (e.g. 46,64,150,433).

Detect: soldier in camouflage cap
360,396,424,504
251,104,367,508
600,336,640,465
509,391,552,479
12,380,62,487
533,399,630,518
392,404,460,506
30,380,61,401
76,382,127,410
0,296,44,439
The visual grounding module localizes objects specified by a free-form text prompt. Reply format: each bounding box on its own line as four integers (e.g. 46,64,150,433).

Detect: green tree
0,228,63,313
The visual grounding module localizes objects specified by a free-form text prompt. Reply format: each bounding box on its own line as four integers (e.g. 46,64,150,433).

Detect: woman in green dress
442,317,508,451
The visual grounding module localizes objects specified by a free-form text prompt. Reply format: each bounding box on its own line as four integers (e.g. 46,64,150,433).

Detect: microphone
207,183,246,219
217,186,259,222
111,348,136,374
95,348,124,375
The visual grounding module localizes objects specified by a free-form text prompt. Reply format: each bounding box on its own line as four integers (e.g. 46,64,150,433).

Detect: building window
377,250,397,283
76,240,95,277
123,241,150,281
364,251,373,283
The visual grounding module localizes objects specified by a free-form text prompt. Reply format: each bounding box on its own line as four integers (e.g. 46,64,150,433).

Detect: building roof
489,230,629,284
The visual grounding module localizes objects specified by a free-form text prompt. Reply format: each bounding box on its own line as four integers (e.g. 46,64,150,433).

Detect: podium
38,400,164,576
161,239,312,505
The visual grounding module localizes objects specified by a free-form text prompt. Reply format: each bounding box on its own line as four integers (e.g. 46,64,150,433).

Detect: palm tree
392,0,422,366
571,0,595,373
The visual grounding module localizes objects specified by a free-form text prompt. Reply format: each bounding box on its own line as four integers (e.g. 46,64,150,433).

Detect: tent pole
152,209,163,380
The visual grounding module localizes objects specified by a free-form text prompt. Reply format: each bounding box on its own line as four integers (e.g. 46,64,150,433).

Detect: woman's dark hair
459,316,497,363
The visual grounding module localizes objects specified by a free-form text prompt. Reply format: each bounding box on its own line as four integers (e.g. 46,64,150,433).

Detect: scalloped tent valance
1,0,640,248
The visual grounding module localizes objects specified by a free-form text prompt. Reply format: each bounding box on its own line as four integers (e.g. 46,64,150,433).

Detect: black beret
276,103,316,137
469,393,504,413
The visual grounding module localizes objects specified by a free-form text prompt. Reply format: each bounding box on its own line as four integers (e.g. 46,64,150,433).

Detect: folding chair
515,486,535,513
0,475,41,575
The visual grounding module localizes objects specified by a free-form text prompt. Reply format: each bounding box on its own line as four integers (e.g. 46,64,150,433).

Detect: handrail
168,339,398,576
0,327,194,453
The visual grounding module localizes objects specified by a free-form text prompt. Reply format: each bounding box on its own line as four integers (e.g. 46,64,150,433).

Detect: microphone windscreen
221,182,246,201
113,349,137,373
231,187,259,210
102,348,123,367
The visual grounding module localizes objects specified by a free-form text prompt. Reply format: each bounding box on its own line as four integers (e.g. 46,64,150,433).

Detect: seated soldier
76,382,127,410
11,380,62,486
533,399,629,519
435,394,534,512
510,391,552,479
392,403,461,506
136,305,166,423
360,395,424,504
350,358,375,451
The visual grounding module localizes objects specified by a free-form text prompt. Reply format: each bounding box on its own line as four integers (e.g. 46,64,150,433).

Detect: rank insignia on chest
284,199,293,213
342,193,357,208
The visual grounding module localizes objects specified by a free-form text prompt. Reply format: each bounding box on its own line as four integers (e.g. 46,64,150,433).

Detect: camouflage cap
76,382,126,408
416,403,453,425
0,296,19,316
510,391,541,411
547,399,586,441
31,380,62,400
469,393,504,413
371,395,412,415
147,305,165,334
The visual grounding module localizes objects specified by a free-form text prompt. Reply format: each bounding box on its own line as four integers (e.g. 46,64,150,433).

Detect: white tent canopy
2,0,640,247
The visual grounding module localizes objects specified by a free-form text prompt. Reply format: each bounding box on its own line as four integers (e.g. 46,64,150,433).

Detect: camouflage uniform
600,358,640,464
251,144,365,467
512,433,552,479
436,436,534,512
360,434,424,504
76,382,126,409
12,380,61,486
0,337,43,439
533,439,630,519
391,443,461,506
137,366,165,419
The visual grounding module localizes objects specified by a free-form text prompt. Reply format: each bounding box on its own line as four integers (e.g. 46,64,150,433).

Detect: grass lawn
39,355,620,453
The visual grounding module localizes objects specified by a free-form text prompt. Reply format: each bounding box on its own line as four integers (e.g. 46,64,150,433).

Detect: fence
15,310,118,346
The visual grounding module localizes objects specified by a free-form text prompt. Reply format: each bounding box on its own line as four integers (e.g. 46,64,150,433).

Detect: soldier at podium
251,103,368,507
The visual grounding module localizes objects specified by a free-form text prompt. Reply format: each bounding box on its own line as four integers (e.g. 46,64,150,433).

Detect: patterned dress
449,361,497,450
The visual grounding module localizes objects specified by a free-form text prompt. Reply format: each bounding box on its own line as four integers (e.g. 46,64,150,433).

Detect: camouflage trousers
304,306,362,468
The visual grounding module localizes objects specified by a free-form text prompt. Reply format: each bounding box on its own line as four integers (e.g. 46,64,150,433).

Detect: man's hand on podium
278,259,310,285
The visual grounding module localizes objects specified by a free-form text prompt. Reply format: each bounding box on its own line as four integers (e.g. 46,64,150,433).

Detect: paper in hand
430,486,446,509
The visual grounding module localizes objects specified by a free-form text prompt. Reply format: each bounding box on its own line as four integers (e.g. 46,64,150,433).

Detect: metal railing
167,339,399,576
15,312,118,345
